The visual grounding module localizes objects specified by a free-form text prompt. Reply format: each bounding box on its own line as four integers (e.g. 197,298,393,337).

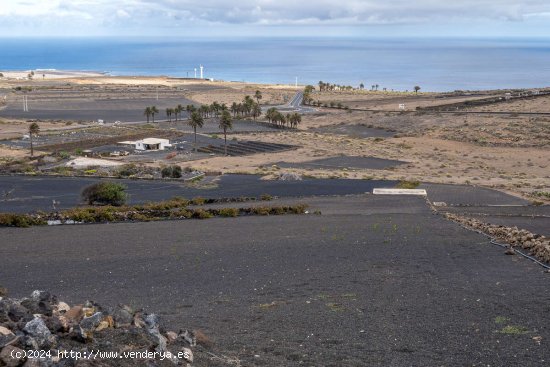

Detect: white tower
194,68,197,78
200,65,204,79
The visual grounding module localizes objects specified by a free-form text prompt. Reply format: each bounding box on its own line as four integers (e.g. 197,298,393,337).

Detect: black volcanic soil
1,195,549,366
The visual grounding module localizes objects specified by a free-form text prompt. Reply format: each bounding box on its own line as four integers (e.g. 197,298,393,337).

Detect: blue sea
1,37,549,92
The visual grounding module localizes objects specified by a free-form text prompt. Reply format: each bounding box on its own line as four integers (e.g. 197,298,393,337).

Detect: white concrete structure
119,138,171,151
200,65,204,79
399,104,406,110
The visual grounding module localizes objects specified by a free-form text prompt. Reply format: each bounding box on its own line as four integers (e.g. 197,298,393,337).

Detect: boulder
112,305,133,327
0,345,25,367
79,312,103,340
23,317,54,349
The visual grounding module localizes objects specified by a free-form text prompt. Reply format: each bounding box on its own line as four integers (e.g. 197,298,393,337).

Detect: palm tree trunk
194,127,197,152
30,135,34,157
224,129,227,156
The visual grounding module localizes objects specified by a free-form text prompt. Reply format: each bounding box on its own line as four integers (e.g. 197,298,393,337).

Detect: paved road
1,195,549,366
0,175,397,213
264,91,317,114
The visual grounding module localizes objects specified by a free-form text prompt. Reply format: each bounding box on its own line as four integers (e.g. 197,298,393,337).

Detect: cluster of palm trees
187,107,233,155
164,104,185,122
265,108,301,128
318,81,354,92
143,106,159,123
230,95,262,120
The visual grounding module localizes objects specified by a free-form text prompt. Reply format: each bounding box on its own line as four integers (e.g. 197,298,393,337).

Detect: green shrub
0,213,46,227
58,151,71,159
161,165,182,178
118,164,139,177
219,208,239,217
81,182,127,206
260,194,273,201
395,180,420,189
191,209,213,219
191,197,205,205
252,206,271,215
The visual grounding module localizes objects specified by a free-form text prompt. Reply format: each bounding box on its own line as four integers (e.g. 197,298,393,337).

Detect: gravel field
1,195,549,366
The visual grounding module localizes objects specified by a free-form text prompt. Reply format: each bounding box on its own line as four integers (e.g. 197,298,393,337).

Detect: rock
0,326,13,336
56,302,71,314
8,303,31,322
112,305,133,327
44,316,64,333
0,334,19,349
20,298,52,317
95,320,110,332
133,313,146,328
180,330,196,347
23,317,54,349
0,287,8,297
144,314,167,354
505,248,515,255
79,312,103,339
0,345,25,367
64,305,83,323
182,347,193,363
166,331,178,343
30,291,56,304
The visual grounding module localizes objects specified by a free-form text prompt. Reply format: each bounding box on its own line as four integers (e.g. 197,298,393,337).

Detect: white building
119,138,171,151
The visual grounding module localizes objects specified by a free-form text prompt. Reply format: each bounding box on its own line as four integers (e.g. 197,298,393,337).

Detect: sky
1,0,550,38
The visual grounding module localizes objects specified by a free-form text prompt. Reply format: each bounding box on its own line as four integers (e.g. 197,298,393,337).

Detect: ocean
1,37,549,92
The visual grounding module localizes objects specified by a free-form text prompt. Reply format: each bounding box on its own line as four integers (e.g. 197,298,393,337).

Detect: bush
395,180,420,189
0,213,46,227
81,182,127,206
218,208,239,217
191,197,205,205
191,209,213,219
161,165,182,178
118,164,139,177
260,194,273,201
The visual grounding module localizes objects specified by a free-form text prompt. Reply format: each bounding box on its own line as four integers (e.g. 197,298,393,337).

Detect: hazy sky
1,0,550,37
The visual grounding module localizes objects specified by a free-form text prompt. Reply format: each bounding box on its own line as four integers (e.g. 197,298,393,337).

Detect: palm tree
166,108,173,122
291,113,302,128
28,122,40,157
151,106,159,123
219,110,233,155
243,96,254,116
188,112,204,151
254,90,262,105
252,103,262,120
266,107,277,124
144,107,152,123
175,104,183,121
359,83,364,90
231,102,238,117
318,81,325,92
414,86,421,94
